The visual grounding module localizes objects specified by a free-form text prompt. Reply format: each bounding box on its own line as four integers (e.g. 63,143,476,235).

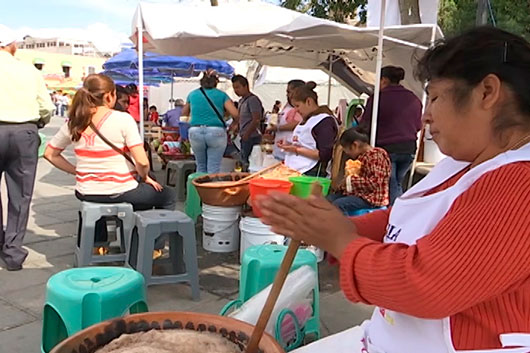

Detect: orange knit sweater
340,162,530,350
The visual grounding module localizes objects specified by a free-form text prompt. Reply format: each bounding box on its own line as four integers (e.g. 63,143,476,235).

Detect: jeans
389,153,415,205
240,135,262,169
327,194,373,215
76,183,176,244
189,126,227,174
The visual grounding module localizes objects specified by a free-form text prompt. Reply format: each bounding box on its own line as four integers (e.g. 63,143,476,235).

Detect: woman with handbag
181,69,239,174
44,74,176,211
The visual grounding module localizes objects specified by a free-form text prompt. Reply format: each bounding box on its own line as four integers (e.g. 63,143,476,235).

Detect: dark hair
200,71,219,89
125,83,137,94
340,127,370,146
415,26,530,134
149,105,157,110
68,74,115,142
291,81,318,104
115,85,128,98
231,74,249,87
287,79,305,90
381,66,405,84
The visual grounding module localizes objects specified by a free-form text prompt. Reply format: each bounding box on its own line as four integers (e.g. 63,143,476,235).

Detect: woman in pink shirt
272,79,305,160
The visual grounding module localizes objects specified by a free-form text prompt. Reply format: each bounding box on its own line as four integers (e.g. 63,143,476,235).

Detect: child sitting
328,127,391,215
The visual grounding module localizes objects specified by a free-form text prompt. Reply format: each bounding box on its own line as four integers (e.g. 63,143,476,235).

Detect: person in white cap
0,25,55,271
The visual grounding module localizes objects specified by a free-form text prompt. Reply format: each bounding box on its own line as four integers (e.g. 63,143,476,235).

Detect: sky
1,0,279,52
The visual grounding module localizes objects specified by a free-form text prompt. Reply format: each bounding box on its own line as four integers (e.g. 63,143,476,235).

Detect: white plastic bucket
239,217,285,262
202,204,241,253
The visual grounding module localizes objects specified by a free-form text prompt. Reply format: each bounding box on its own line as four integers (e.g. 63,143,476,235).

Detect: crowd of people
2,22,530,352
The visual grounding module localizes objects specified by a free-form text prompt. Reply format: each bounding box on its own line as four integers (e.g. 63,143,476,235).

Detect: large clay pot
50,311,284,353
193,173,251,206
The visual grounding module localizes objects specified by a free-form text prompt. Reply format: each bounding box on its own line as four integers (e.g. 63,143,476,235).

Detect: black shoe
0,252,23,271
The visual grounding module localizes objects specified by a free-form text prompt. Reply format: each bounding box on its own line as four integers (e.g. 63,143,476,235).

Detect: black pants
0,123,39,267
240,135,262,170
76,183,176,243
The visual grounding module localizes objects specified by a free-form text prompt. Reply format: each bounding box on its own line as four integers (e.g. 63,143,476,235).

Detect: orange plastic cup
249,178,293,217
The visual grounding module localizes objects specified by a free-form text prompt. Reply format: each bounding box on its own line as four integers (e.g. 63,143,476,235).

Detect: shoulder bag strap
88,121,136,167
199,87,225,126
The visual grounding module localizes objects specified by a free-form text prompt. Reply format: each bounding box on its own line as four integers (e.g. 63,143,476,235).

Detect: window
59,42,64,47
62,66,70,78
34,63,43,70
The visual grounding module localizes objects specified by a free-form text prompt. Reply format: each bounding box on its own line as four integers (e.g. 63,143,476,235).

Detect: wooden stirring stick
245,182,323,353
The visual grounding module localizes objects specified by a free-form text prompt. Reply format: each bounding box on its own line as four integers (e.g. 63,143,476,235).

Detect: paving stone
0,299,36,331
0,320,42,353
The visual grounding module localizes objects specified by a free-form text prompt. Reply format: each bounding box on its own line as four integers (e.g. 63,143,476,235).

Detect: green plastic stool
38,132,46,158
220,244,320,351
184,172,207,222
41,267,148,353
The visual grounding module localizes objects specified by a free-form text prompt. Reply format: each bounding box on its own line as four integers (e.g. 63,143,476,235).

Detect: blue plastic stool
41,267,148,353
347,206,387,217
220,244,320,351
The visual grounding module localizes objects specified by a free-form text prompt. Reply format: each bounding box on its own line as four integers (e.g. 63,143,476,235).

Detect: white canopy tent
131,1,442,143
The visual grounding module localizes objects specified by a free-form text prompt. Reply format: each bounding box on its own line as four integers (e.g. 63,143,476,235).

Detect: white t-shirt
48,110,143,195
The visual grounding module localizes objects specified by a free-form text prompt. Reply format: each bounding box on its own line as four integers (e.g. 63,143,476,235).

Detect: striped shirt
48,110,143,195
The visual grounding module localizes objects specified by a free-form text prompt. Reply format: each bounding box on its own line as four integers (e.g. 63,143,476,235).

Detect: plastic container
288,176,331,198
202,204,241,253
239,217,285,263
249,178,293,217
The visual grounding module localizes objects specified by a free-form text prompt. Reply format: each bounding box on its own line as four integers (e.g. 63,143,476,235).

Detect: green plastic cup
289,176,331,198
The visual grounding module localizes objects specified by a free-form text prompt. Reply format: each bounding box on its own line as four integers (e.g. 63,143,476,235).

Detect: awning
131,2,443,97
61,60,72,67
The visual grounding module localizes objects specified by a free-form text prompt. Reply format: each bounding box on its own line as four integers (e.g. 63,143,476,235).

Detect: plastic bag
229,265,317,335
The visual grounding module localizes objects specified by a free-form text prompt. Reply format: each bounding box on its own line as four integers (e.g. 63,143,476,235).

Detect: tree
438,0,530,40
281,0,368,24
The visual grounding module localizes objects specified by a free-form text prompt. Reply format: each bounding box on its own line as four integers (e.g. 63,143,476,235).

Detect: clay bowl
50,311,284,353
193,173,251,206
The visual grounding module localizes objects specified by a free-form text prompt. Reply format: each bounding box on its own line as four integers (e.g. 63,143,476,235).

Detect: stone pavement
0,116,373,352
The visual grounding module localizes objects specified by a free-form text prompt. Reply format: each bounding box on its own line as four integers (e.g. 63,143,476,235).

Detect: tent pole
170,76,174,109
369,0,387,146
327,56,332,105
407,24,438,189
137,6,145,140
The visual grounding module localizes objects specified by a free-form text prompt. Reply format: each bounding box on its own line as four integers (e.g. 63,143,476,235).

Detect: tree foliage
438,0,530,40
281,0,368,24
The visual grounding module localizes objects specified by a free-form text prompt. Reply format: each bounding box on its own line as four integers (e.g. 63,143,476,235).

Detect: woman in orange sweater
256,27,530,353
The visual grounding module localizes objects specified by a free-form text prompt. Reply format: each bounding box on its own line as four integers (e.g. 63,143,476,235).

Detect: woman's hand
277,140,297,153
255,192,358,258
145,176,163,192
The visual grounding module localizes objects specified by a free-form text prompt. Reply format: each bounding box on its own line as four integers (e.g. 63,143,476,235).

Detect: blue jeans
389,153,415,205
328,194,373,215
189,126,227,174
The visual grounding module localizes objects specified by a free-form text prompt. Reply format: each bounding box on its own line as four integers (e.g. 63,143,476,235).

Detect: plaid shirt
345,147,391,206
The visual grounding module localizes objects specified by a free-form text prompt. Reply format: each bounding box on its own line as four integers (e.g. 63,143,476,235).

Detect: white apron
284,113,330,173
295,143,530,353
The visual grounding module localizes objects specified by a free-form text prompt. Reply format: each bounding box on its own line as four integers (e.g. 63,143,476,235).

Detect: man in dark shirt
231,75,263,170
